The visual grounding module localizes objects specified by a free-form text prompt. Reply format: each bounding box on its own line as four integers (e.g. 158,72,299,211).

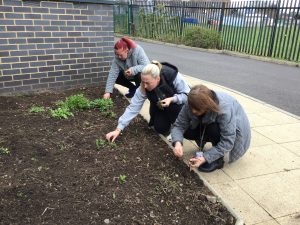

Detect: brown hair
114,36,137,50
188,84,220,113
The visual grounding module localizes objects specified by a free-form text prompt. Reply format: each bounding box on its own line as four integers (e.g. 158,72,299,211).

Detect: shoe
125,87,137,98
198,157,224,173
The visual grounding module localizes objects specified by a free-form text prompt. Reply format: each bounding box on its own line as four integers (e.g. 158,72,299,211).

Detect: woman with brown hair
171,84,251,172
103,36,150,99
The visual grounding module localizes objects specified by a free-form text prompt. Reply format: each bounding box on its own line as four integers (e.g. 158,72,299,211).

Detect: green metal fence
114,0,300,62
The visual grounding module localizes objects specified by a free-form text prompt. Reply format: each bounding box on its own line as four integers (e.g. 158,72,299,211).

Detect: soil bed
0,86,235,225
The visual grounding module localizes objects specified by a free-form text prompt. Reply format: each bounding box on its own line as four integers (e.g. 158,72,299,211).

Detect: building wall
0,0,114,94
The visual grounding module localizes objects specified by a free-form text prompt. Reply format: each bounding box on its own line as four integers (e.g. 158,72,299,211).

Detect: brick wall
0,0,115,94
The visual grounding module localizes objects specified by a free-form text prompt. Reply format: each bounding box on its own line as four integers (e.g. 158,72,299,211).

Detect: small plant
89,98,113,111
50,107,74,119
56,94,90,110
29,105,45,113
95,138,117,149
118,175,127,184
0,147,10,155
102,111,116,119
95,138,107,149
112,192,116,199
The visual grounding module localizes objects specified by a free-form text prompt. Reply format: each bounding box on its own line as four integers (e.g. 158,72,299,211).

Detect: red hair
114,36,137,50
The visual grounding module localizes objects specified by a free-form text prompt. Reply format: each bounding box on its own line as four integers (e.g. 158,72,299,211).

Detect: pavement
115,74,300,225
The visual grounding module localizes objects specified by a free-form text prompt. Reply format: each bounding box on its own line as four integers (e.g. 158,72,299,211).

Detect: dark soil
0,86,235,225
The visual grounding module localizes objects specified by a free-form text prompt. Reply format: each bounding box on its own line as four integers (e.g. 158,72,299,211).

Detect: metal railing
114,0,300,62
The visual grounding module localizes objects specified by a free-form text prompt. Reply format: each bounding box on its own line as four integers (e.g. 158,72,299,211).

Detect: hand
173,141,183,158
124,68,133,77
160,97,173,108
189,156,206,168
105,129,121,142
103,93,111,99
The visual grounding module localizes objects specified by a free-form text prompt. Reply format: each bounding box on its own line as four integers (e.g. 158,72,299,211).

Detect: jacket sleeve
130,46,150,75
172,72,190,104
105,59,121,94
117,88,147,130
203,104,237,163
171,103,191,145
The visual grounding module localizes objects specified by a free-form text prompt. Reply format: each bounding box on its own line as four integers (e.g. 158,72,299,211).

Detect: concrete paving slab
276,213,300,225
280,141,300,157
248,113,278,127
237,170,300,218
258,112,299,125
254,219,280,225
250,130,276,147
212,182,272,224
223,144,300,179
253,123,300,143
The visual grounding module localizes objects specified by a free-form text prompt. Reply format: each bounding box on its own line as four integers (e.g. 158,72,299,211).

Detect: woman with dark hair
103,36,150,99
105,61,190,142
171,84,251,172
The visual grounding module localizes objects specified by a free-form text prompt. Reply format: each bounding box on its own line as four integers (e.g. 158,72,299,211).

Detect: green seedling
89,98,113,111
118,175,127,184
112,192,116,199
0,147,10,155
95,138,117,149
102,111,116,119
50,107,74,119
29,105,45,113
55,94,90,111
95,138,107,149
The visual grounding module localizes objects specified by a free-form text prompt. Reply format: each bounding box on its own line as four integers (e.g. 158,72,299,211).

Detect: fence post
268,0,281,57
180,1,186,37
218,2,225,32
127,0,134,35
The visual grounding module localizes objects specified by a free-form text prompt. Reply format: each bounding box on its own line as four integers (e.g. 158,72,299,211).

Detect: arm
171,72,190,104
203,106,236,163
117,88,147,130
171,104,191,157
129,46,150,75
104,59,121,94
106,88,146,142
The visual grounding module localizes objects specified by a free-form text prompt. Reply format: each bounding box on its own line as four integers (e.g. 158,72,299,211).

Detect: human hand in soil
160,97,173,108
103,92,111,99
173,141,183,158
189,156,206,168
106,128,121,142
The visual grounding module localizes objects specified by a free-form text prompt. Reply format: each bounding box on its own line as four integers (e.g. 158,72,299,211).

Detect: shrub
183,27,221,49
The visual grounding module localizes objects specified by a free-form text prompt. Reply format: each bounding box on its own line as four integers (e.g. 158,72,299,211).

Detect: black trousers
116,71,141,90
149,102,183,135
183,122,221,148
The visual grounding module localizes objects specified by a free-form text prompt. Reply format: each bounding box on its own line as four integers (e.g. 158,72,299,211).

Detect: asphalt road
136,40,300,117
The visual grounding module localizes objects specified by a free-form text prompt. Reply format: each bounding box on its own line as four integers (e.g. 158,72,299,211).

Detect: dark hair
188,84,220,113
114,36,137,50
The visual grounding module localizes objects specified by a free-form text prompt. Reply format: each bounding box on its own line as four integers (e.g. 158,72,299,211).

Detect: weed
89,98,113,111
102,111,116,119
95,138,117,149
29,105,45,113
95,138,107,149
50,107,74,119
0,147,10,155
112,192,116,199
154,173,182,195
62,94,90,110
118,175,127,184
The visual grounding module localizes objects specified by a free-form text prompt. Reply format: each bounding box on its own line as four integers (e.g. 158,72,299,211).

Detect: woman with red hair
103,37,150,98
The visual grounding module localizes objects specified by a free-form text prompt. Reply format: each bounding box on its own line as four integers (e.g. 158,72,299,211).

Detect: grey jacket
171,91,251,163
105,45,150,93
117,72,190,130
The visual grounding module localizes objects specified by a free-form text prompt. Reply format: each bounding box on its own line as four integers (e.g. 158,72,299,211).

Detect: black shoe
125,87,137,98
198,157,224,173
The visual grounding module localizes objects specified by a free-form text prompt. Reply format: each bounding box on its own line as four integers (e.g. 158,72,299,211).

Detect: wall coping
34,0,116,5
